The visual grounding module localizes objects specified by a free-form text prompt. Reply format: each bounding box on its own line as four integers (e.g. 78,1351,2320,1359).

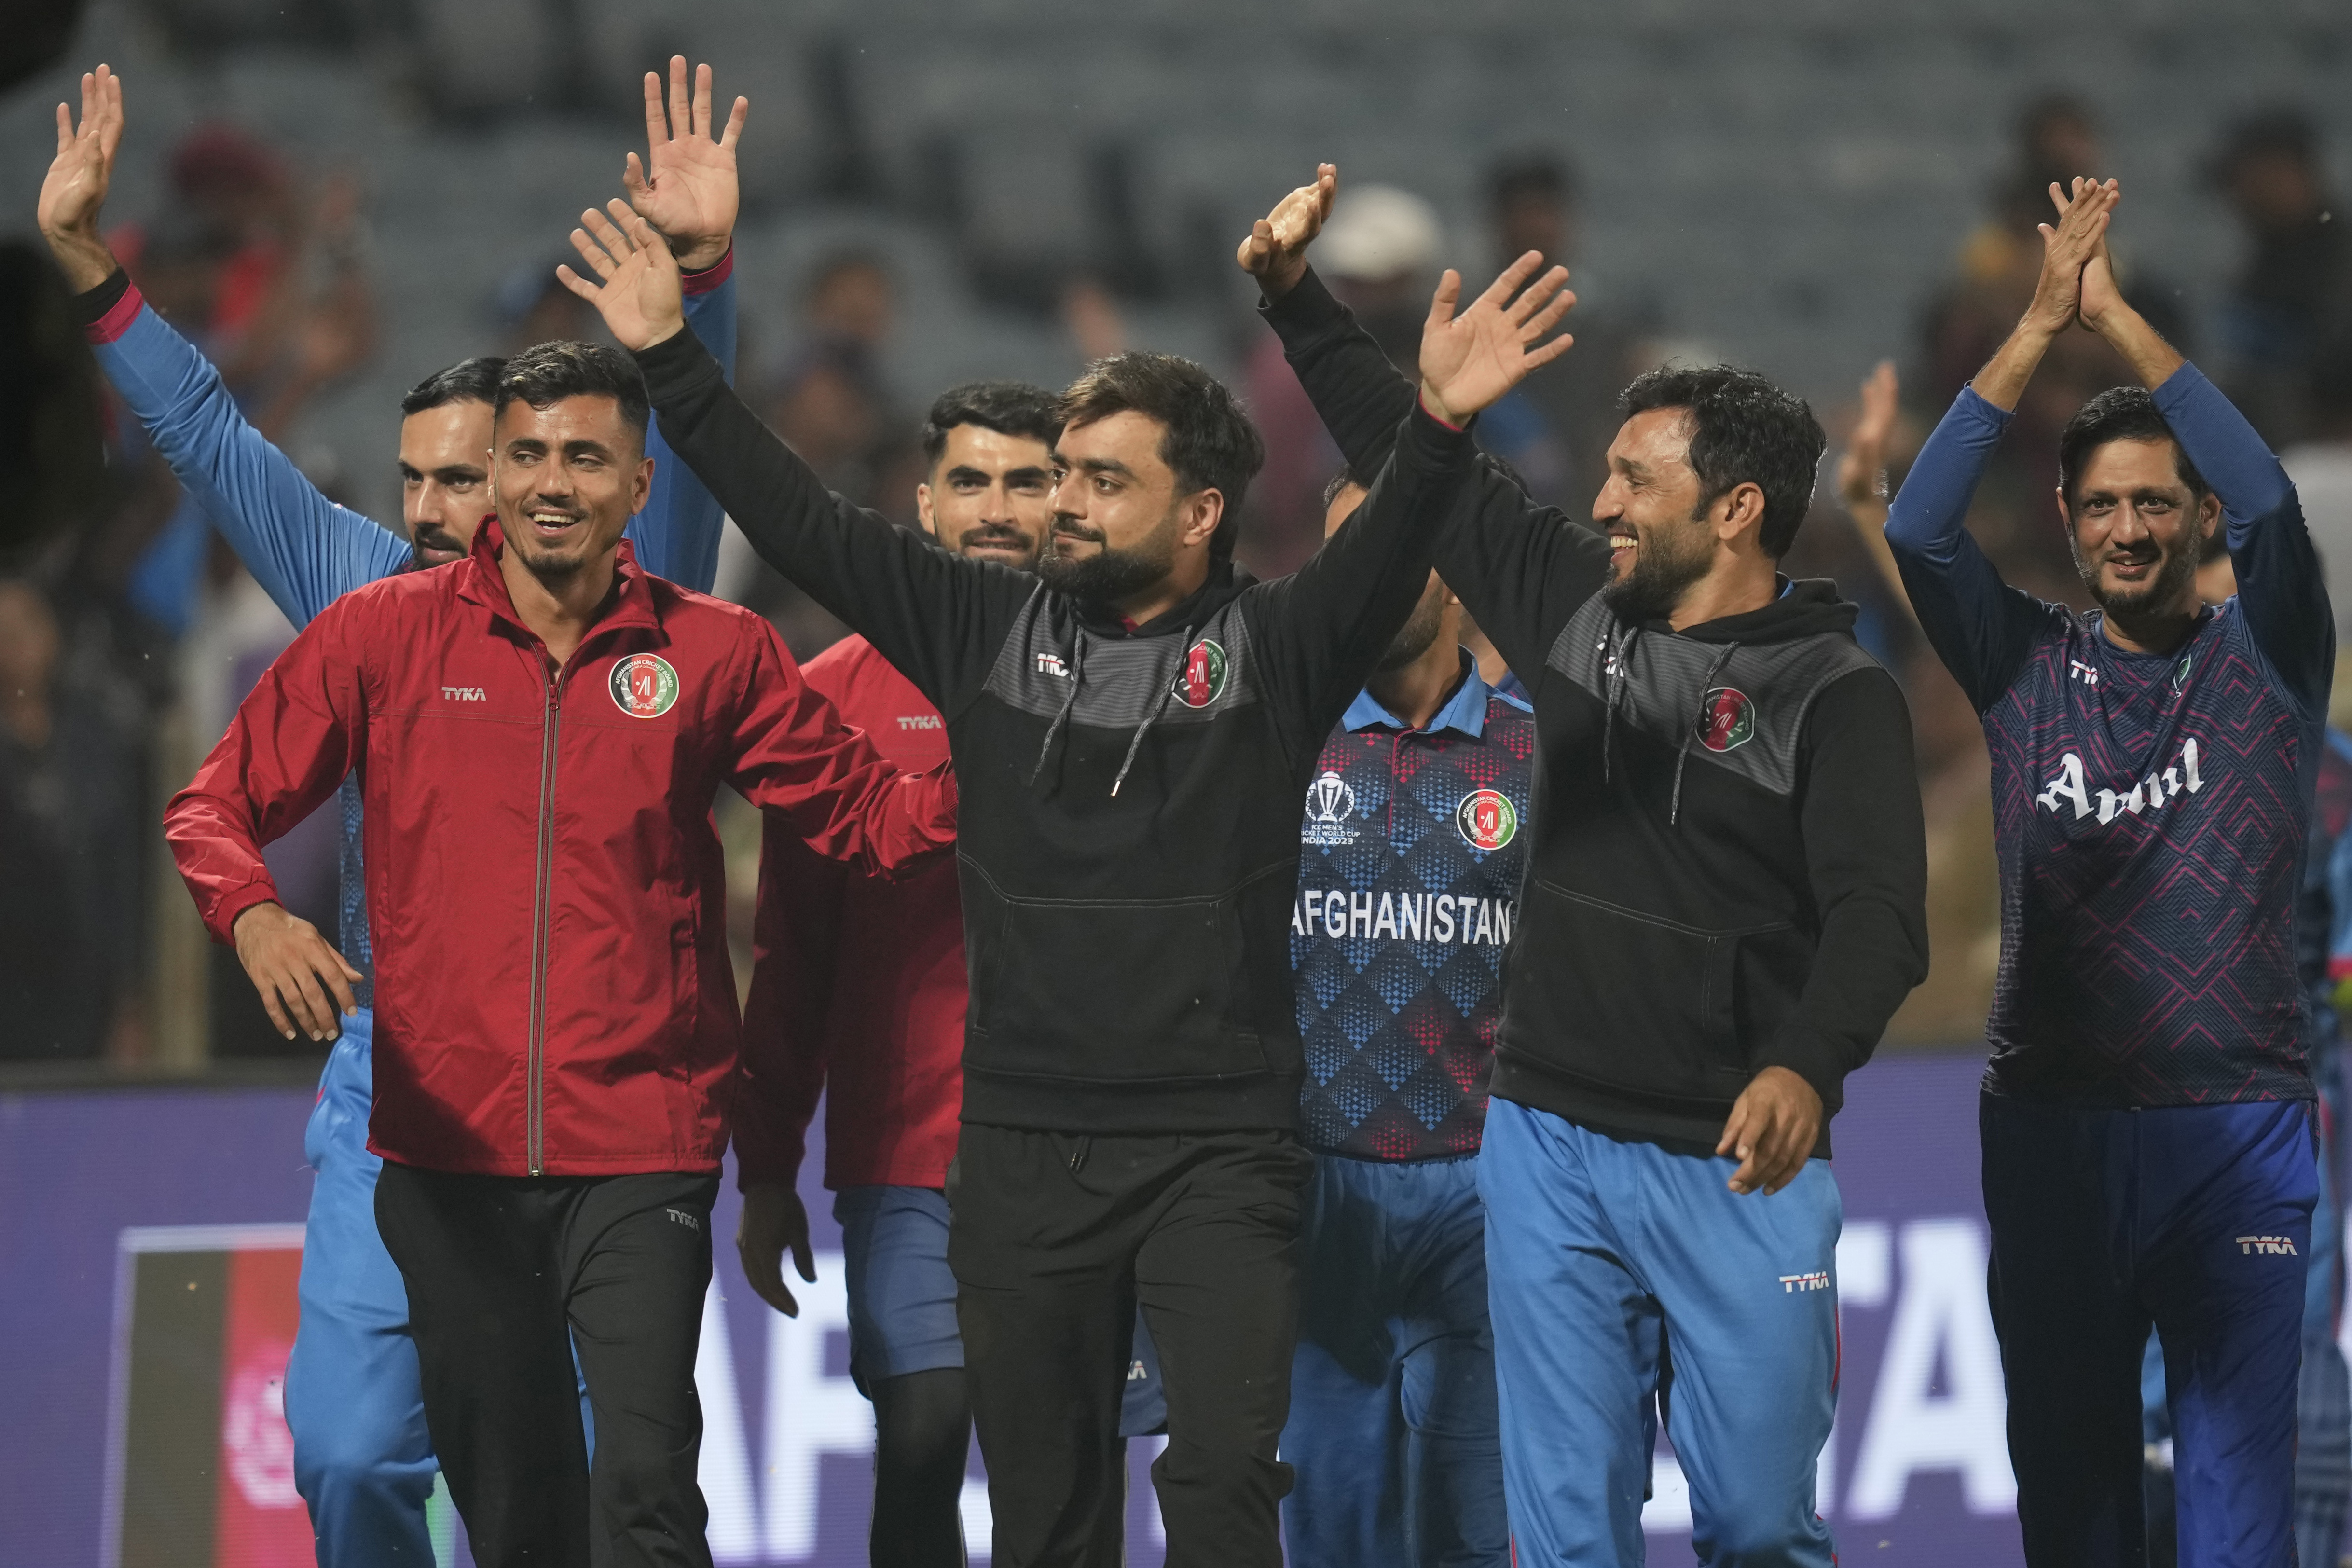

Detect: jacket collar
1343,648,1503,738
458,516,664,644
1073,560,1252,638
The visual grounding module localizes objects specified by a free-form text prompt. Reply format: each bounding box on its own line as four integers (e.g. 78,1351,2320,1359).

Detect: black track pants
948,1126,1310,1568
374,1161,720,1568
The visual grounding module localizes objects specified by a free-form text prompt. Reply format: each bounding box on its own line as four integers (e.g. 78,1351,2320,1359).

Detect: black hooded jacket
631,324,1480,1134
1264,269,1928,1155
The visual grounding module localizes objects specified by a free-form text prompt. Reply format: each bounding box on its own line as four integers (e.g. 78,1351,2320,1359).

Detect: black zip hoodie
1264,269,1928,1155
631,324,1479,1133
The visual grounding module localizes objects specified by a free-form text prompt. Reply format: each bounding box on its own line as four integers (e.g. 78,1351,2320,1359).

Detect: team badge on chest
1698,687,1755,752
610,653,680,718
1173,639,1228,708
1456,788,1517,851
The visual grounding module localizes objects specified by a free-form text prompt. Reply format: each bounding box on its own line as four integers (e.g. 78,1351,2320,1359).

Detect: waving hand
38,64,125,291
621,56,747,272
1417,251,1576,426
558,201,687,352
1236,162,1339,301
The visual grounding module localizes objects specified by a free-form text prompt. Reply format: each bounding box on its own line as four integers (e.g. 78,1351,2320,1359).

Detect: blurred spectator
495,255,601,350
1240,183,1458,577
0,577,148,1062
0,242,103,568
2210,110,2351,448
2284,338,2352,657
1484,150,1660,508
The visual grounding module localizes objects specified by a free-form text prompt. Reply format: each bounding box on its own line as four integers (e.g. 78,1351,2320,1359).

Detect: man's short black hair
494,341,650,444
2057,387,2207,510
400,357,505,418
921,381,1062,466
1619,365,1825,558
1060,353,1265,563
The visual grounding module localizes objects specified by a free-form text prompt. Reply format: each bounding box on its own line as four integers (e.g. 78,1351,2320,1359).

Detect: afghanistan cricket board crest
1172,639,1229,709
1455,788,1517,852
611,653,681,719
1697,687,1755,753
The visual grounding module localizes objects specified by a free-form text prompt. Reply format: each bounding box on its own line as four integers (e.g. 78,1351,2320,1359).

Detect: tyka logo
610,654,680,719
2236,1235,2298,1256
1698,687,1755,752
1779,1270,1831,1293
1035,651,1069,679
1455,788,1518,851
1173,639,1229,709
2069,659,2101,688
895,715,943,731
1301,771,1359,848
2036,737,2203,825
440,686,486,702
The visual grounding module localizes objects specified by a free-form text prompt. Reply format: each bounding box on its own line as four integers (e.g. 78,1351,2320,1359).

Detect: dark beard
1037,507,1182,604
1375,585,1447,671
1601,520,1712,624
2074,535,2201,624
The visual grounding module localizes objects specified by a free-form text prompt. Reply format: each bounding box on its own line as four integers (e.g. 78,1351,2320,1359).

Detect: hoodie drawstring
1670,642,1739,826
1029,630,1088,787
1111,648,1183,797
1601,622,1637,784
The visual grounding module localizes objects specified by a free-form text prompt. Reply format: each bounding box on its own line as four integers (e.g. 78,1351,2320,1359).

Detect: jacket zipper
526,659,564,1174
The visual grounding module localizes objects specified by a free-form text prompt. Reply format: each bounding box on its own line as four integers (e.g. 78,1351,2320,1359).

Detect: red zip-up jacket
165,522,957,1178
733,634,964,1191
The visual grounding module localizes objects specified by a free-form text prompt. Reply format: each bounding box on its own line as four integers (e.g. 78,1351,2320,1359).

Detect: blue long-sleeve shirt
1887,363,2332,1105
88,259,739,1004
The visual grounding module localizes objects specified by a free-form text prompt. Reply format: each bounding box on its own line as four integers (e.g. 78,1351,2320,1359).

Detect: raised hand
622,56,747,272
37,64,125,291
1236,163,1338,301
2023,176,2117,337
1416,251,1575,426
1836,359,1899,514
2048,176,2129,332
557,200,687,352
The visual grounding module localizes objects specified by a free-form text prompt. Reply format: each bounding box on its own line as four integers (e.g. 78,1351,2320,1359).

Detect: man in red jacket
165,340,957,1568
734,380,1162,1565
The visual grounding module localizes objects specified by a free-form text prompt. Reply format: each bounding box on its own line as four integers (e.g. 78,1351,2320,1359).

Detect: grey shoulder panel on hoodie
1545,591,1884,800
980,585,1265,728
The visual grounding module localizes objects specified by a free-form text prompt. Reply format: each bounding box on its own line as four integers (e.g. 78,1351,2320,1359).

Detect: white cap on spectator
1317,185,1444,283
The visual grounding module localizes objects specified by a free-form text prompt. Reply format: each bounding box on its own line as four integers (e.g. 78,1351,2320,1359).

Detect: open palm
39,65,122,245
622,57,747,271
558,201,686,352
1418,251,1576,425
1236,163,1337,298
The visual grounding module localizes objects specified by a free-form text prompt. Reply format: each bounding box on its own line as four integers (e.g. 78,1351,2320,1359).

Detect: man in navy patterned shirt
1888,178,2332,1566
1282,471,1533,1568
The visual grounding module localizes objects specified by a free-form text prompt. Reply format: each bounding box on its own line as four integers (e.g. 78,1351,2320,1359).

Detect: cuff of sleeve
681,246,734,297
728,1091,807,1192
1417,390,1466,433
1953,384,2016,431
631,324,717,399
205,880,284,948
1402,396,1476,458
2150,358,2210,415
1754,1031,1852,1117
76,268,142,344
1258,265,1346,335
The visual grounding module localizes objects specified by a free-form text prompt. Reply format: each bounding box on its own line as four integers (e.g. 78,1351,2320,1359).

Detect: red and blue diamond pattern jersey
1291,668,1537,1158
1887,366,2333,1107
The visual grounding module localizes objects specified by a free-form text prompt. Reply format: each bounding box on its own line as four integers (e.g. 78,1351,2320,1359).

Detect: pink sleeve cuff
681,247,734,297
86,278,146,345
1417,390,1465,433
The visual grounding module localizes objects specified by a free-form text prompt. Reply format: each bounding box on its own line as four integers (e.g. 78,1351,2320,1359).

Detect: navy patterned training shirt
1291,653,1536,1158
1887,364,2333,1106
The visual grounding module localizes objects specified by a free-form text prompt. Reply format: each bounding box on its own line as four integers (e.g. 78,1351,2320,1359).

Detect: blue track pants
1280,1153,1504,1568
1480,1099,1839,1567
1983,1093,2316,1568
283,1014,440,1566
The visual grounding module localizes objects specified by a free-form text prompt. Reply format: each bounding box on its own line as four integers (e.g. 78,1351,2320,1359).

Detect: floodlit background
2,0,2350,1563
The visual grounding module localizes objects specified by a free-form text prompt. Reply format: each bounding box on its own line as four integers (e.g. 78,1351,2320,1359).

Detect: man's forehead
1609,406,1694,468
495,393,632,445
2077,436,2188,491
940,423,1053,471
1055,409,1169,471
399,399,493,461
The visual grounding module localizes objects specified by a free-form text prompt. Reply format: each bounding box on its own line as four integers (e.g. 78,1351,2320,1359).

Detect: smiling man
1248,164,1927,1567
560,196,1568,1567
165,340,959,1568
38,59,743,1568
1887,179,2332,1567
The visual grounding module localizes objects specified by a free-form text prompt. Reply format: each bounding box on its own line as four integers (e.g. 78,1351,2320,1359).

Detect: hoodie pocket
967,891,1266,1084
1518,879,1782,1103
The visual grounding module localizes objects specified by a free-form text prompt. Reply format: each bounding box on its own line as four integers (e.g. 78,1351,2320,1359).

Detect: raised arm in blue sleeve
2152,362,2334,717
85,278,411,629
623,252,739,594
1884,387,2048,712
